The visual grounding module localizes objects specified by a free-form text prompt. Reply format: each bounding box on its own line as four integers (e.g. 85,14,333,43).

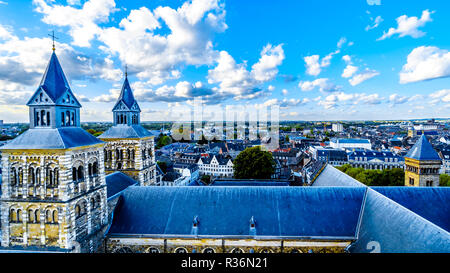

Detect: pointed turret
405,135,441,161
111,73,141,126
27,52,81,108
404,135,441,187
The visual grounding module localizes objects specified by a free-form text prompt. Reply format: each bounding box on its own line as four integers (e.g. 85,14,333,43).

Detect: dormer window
193,216,199,228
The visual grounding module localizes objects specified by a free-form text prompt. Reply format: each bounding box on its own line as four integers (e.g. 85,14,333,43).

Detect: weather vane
48,30,59,52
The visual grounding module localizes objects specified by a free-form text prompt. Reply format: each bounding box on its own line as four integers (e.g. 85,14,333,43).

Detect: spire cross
48,31,59,52
125,64,128,78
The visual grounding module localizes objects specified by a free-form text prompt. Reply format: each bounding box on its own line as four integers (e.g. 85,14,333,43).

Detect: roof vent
191,215,199,236
249,216,256,236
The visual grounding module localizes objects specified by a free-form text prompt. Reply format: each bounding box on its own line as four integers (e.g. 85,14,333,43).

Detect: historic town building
0,50,108,252
404,135,441,187
98,72,156,186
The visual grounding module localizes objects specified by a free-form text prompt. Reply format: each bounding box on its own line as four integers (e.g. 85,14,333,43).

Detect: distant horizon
1,1,450,123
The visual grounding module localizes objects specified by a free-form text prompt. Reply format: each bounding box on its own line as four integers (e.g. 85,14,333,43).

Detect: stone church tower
0,49,108,252
404,134,441,187
98,72,156,186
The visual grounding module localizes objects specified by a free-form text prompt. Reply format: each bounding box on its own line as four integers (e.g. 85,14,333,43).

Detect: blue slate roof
26,52,81,107
113,77,139,111
349,188,450,253
372,187,450,232
312,165,365,187
332,138,370,144
210,180,290,186
106,172,138,199
99,124,152,139
348,150,404,161
405,135,441,160
0,128,103,150
108,186,366,239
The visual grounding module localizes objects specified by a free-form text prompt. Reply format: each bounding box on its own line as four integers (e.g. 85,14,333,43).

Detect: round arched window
147,247,160,253
231,248,244,253
174,247,188,253
202,248,215,253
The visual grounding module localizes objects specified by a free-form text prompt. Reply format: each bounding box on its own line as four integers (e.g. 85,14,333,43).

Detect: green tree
201,174,211,185
233,146,275,179
337,164,404,186
440,174,450,186
156,135,172,148
285,135,290,142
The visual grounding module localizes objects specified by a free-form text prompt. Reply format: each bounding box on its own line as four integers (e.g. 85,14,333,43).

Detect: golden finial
48,30,58,52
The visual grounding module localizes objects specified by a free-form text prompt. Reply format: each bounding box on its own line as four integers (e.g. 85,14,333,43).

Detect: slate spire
405,134,441,161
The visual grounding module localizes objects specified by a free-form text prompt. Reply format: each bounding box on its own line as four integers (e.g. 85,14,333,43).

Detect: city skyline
0,0,450,123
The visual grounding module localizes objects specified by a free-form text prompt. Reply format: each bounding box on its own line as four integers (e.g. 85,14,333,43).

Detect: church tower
0,48,108,252
404,135,441,187
98,71,156,186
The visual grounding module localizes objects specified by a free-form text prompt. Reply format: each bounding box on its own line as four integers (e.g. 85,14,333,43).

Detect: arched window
40,110,45,126
61,112,65,126
116,114,120,124
120,114,124,124
35,168,41,186
28,209,35,223
35,210,40,223
10,167,17,186
46,111,50,126
72,167,77,182
124,115,127,124
127,149,131,159
115,149,120,160
131,150,135,160
54,168,59,186
46,210,52,223
174,247,188,253
66,111,70,126
10,209,16,222
117,163,122,170
75,205,81,218
93,162,98,176
17,209,22,222
77,166,84,181
71,111,75,126
35,111,40,126
18,168,23,186
88,163,93,177
52,210,58,223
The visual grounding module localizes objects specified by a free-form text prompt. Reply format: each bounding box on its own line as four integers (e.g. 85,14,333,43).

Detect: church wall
101,137,156,186
105,236,351,253
0,144,108,252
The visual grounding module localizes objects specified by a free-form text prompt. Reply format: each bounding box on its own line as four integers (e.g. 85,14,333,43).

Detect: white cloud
399,46,450,84
378,10,433,41
207,44,284,99
282,89,288,96
304,49,339,76
298,78,340,93
33,0,117,47
342,65,358,78
367,0,381,5
251,44,284,82
429,89,450,103
348,68,379,86
365,15,383,31
317,92,383,109
389,94,409,105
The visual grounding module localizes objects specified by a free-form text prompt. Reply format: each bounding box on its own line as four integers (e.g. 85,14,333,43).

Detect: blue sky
0,0,450,122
